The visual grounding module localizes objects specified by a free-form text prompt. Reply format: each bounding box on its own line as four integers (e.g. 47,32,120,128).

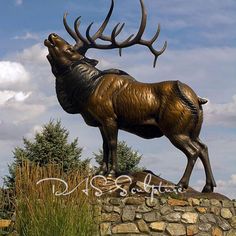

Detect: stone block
168,198,189,206
137,219,150,233
122,206,136,222
166,223,186,236
187,225,199,235
221,208,233,219
211,227,223,236
112,223,139,234
143,211,160,222
100,222,111,236
181,212,198,224
149,221,166,232
164,212,181,223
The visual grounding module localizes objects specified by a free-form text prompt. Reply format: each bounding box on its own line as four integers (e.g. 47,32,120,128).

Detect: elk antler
63,0,167,67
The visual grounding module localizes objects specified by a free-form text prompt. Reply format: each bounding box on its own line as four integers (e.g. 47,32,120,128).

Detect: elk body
45,0,216,192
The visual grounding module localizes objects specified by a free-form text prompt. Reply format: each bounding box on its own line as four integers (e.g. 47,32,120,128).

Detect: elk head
45,0,167,70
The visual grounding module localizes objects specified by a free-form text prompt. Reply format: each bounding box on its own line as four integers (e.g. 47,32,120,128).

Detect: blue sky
0,0,236,198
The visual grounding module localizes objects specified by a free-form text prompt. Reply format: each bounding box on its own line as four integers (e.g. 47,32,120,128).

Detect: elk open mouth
44,34,56,48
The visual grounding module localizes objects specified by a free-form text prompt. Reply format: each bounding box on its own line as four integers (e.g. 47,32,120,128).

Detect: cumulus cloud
205,96,236,127
0,61,30,86
0,90,31,105
16,44,48,65
13,32,39,41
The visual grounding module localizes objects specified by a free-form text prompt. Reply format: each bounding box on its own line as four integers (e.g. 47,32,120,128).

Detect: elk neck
55,60,102,113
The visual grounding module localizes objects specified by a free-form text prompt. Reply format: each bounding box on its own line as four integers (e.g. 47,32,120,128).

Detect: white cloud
0,90,31,105
13,32,39,41
16,44,48,65
0,61,30,86
205,96,236,127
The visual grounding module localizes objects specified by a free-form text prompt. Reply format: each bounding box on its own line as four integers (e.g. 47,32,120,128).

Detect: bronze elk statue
44,0,216,192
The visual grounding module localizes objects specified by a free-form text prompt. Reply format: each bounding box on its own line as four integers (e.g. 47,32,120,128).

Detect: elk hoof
202,184,214,193
177,181,188,190
97,170,106,176
107,170,116,178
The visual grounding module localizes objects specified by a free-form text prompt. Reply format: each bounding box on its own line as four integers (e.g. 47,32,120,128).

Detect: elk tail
198,97,208,105
175,80,199,138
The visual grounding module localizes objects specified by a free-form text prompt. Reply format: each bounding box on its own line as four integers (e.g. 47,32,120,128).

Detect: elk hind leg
169,135,200,189
194,139,216,193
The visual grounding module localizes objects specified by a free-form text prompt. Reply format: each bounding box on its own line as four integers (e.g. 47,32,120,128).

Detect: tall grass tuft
15,161,99,236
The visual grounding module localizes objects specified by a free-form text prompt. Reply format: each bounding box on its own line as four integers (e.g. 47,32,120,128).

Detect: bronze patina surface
44,0,216,193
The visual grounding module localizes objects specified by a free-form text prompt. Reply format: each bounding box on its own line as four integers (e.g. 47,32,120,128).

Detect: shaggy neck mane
54,61,102,114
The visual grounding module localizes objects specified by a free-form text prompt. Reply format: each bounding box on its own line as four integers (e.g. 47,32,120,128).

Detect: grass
14,161,99,236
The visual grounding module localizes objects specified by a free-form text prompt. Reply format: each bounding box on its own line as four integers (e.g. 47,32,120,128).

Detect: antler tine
116,0,147,48
91,0,115,41
63,13,80,43
99,23,125,41
74,17,90,45
140,23,167,67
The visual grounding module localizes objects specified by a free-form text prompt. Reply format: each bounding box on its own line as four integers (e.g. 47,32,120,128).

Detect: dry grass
15,161,99,236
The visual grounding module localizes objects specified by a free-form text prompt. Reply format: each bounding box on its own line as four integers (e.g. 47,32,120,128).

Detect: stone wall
97,196,236,236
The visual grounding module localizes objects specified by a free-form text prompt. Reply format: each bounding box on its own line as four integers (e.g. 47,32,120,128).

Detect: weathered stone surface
211,227,223,236
187,225,199,235
136,203,152,213
109,198,122,206
160,197,167,204
216,216,231,231
113,206,121,214
168,198,189,206
124,197,143,205
210,206,220,215
200,199,210,207
137,219,150,233
195,233,211,236
196,207,207,214
135,213,142,219
226,229,236,236
122,206,136,222
174,206,186,212
101,213,120,222
210,199,221,207
198,223,211,232
160,206,173,215
111,223,139,234
100,222,111,236
222,200,233,208
221,208,233,219
182,212,198,224
199,214,216,224
102,205,114,213
164,212,181,223
189,198,200,206
149,221,166,232
166,223,186,236
146,197,159,207
143,211,160,222
230,216,236,228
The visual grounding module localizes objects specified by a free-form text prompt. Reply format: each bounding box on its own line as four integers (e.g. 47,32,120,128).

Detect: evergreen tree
4,120,89,189
94,141,144,173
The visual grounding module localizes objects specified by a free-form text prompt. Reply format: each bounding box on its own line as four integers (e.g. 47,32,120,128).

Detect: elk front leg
98,127,109,175
102,120,118,177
